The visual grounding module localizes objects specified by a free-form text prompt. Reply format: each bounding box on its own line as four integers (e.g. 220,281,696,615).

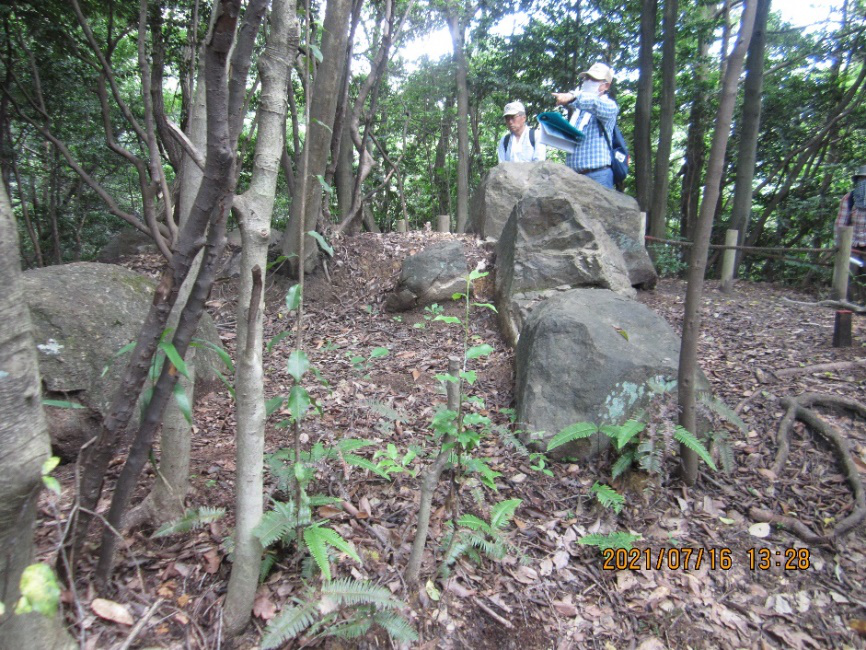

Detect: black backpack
597,118,629,185
502,128,536,155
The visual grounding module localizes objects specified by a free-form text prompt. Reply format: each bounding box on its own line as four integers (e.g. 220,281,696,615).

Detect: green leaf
303,523,361,581
472,302,498,313
590,482,625,514
308,43,324,63
463,412,490,427
369,347,389,359
547,422,598,452
578,532,641,551
287,349,311,382
456,513,489,533
15,563,60,618
41,456,60,476
288,385,311,422
307,230,334,257
459,369,477,385
611,449,636,480
191,338,235,372
285,285,302,311
154,506,226,538
674,426,717,471
159,341,190,379
42,476,61,495
265,396,285,417
267,330,293,354
253,501,297,547
42,399,85,409
312,118,333,134
315,174,334,194
489,498,522,529
101,341,136,377
213,367,236,399
322,577,402,609
466,344,494,360
173,381,193,424
433,315,461,324
468,269,488,281
261,601,318,649
435,373,459,384
613,420,646,451
452,292,465,300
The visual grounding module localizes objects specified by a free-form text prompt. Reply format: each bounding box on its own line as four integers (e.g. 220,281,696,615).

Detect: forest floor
37,230,866,650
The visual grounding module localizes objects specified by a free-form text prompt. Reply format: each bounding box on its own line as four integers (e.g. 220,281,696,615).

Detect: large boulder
495,194,635,346
514,288,710,460
23,263,225,461
384,240,468,312
470,162,656,289
97,228,159,261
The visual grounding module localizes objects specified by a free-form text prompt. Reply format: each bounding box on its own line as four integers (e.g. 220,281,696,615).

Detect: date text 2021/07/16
601,547,811,572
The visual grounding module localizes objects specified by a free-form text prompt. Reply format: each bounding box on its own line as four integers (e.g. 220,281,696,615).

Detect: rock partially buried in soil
385,240,469,312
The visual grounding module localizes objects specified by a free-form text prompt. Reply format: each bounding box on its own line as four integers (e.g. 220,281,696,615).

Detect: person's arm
497,134,507,162
836,193,851,229
572,93,619,120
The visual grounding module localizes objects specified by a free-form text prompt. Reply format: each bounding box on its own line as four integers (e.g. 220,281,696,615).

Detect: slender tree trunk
635,0,657,212
224,0,296,634
728,0,770,263
648,0,678,240
0,181,74,650
678,0,756,485
280,0,352,274
447,11,470,233
434,98,454,219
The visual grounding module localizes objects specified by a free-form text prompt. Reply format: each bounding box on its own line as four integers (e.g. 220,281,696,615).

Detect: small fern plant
152,506,226,538
441,498,522,573
261,578,417,649
578,531,642,551
590,482,625,514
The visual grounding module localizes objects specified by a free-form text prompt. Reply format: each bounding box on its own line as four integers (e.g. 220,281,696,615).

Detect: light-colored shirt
564,91,619,172
497,128,546,163
836,191,866,247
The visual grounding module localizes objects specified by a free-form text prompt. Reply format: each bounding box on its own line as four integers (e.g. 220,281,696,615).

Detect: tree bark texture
448,10,471,234
280,0,352,274
0,181,73,650
678,0,757,485
634,0,657,212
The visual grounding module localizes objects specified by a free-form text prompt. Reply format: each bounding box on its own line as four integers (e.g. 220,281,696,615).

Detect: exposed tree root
780,297,866,313
774,360,866,379
754,392,866,544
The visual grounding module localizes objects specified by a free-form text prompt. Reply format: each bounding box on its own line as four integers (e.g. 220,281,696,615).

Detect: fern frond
712,434,736,474
698,393,747,432
547,422,598,452
373,610,419,643
326,616,372,639
493,424,530,455
578,531,642,551
363,399,406,422
489,498,521,529
467,532,505,559
590,483,625,514
259,551,278,583
613,419,645,450
152,506,225,538
338,438,377,453
611,449,636,480
343,453,391,480
456,514,490,533
254,501,297,547
260,601,318,649
303,525,333,580
674,426,718,471
637,438,664,475
322,578,400,610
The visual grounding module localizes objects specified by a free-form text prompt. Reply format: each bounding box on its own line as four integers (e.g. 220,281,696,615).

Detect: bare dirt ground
37,231,866,649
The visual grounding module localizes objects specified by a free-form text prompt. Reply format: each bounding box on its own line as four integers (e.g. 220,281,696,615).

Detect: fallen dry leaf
552,600,578,617
91,598,134,626
253,590,277,621
513,565,538,584
202,549,221,574
749,522,771,538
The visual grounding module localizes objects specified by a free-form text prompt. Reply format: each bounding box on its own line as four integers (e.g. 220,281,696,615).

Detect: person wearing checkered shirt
837,165,866,300
552,62,619,189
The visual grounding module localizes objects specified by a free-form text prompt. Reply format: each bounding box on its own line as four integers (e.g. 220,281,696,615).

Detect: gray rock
97,228,159,261
24,262,226,461
470,162,656,289
514,288,709,460
385,240,468,312
495,194,635,346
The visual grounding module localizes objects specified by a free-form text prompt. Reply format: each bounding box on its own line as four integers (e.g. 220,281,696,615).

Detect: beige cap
579,62,614,84
854,165,866,180
503,101,526,116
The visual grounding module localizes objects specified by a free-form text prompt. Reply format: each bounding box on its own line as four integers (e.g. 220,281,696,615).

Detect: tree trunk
223,0,297,635
728,0,770,264
434,97,454,219
0,180,74,650
648,0,678,239
280,0,352,274
447,11,470,233
634,0,657,213
678,0,756,485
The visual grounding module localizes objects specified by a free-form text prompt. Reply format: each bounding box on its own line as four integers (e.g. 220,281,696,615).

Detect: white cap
579,62,614,84
503,101,526,116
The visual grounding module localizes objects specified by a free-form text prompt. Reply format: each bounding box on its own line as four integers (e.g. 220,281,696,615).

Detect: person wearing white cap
836,164,866,300
496,101,546,163
551,62,619,189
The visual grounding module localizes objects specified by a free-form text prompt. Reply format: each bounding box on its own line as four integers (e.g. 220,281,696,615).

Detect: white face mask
581,79,603,95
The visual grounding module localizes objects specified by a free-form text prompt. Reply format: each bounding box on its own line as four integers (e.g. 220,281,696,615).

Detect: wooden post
833,310,853,348
437,214,451,233
833,226,854,300
720,229,739,293
395,219,407,233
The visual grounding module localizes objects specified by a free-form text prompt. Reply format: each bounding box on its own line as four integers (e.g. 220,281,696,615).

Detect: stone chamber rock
384,240,468,312
24,262,225,461
514,288,710,460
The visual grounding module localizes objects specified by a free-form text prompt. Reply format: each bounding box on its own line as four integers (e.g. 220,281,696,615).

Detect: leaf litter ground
36,232,866,649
